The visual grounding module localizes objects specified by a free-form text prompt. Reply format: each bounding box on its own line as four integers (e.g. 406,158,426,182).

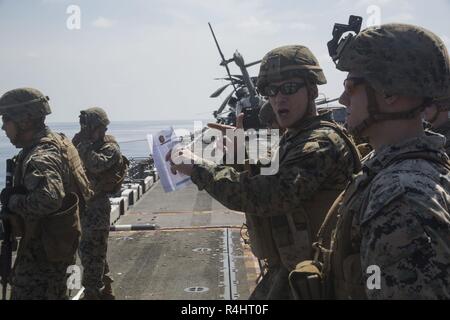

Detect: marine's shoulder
380,154,448,182
28,131,62,157
362,158,450,224
289,120,348,146
101,135,121,150
281,122,353,171
104,134,118,144
299,122,352,159
22,142,63,172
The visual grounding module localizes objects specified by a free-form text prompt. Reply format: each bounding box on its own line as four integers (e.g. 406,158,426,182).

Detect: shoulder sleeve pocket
360,181,406,226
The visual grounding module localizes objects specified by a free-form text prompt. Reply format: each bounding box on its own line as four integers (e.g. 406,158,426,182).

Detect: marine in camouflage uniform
315,23,450,299
73,107,123,300
0,88,92,300
170,46,361,300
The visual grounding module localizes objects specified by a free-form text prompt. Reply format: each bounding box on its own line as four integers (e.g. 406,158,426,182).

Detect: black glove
73,129,91,146
0,186,27,206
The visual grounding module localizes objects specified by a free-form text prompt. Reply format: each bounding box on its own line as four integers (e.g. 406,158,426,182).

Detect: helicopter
208,23,342,128
208,23,265,129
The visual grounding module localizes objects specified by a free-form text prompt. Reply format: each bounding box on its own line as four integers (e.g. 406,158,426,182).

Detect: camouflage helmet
0,87,51,122
258,101,276,126
80,107,110,128
336,23,450,98
257,45,327,94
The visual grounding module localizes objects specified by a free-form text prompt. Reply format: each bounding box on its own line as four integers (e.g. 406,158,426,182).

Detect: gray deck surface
4,181,260,300
106,182,259,300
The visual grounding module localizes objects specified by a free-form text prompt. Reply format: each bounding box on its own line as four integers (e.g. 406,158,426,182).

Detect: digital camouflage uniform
240,101,280,293
9,129,83,300
191,111,359,299
75,108,122,298
0,88,91,300
189,45,360,300
328,134,450,299
317,23,450,300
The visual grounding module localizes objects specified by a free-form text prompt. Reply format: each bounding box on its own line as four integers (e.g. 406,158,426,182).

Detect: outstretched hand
165,147,197,177
207,113,245,159
206,122,235,134
207,113,244,134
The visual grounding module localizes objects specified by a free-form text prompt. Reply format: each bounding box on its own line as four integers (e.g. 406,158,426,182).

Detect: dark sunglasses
263,82,307,97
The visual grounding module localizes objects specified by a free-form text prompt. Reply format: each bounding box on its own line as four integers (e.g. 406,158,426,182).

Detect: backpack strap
317,121,362,174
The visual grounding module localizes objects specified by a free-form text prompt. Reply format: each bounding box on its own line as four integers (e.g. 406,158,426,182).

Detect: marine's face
339,72,370,134
1,116,19,146
268,78,309,129
91,126,106,142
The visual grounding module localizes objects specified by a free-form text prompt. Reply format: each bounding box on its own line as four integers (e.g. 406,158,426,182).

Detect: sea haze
0,119,212,187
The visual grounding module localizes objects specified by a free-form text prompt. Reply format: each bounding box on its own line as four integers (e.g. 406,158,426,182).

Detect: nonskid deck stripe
221,228,239,300
108,225,243,233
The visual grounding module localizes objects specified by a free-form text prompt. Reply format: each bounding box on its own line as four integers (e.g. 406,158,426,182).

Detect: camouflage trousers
248,265,291,300
11,253,69,300
79,195,112,293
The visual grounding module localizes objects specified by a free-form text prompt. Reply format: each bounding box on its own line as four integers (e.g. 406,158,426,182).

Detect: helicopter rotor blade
208,23,238,93
215,89,236,116
245,60,262,68
214,74,243,80
210,83,231,98
316,97,340,106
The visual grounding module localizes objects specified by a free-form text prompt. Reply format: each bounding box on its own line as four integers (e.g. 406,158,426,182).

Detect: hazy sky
0,0,449,122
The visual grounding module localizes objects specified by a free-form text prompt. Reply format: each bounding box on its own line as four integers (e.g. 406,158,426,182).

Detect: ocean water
0,119,211,187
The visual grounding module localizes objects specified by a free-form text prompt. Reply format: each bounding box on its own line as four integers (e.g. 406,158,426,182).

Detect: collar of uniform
363,133,446,174
23,126,51,150
283,111,333,143
91,136,106,149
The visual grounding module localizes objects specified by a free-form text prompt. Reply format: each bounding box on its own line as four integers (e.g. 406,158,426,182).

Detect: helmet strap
350,85,429,137
428,107,441,125
305,81,318,117
348,85,379,138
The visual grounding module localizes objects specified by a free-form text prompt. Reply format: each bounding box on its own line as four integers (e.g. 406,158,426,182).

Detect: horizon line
47,118,214,124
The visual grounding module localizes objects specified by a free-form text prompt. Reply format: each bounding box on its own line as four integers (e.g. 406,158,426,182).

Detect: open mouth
278,109,289,116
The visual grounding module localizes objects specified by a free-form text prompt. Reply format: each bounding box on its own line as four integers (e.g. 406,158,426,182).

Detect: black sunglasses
263,82,307,97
